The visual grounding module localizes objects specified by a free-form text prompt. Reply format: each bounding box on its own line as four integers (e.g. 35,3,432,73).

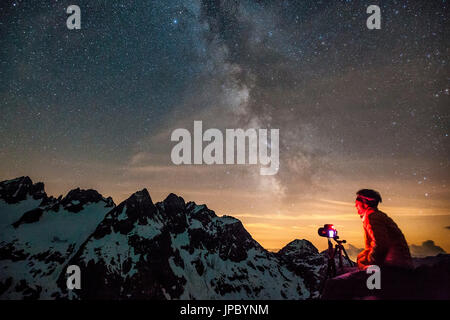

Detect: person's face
355,199,367,215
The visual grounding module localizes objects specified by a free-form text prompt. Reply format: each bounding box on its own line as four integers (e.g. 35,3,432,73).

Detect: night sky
1,0,449,253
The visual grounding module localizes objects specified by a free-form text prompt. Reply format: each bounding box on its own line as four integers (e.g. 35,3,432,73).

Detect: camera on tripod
317,223,354,288
318,224,338,239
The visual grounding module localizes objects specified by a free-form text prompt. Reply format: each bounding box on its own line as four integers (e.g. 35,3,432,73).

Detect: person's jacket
357,209,413,270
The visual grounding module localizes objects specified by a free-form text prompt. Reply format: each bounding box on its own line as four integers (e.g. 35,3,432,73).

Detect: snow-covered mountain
276,239,328,298
0,177,114,299
0,177,327,300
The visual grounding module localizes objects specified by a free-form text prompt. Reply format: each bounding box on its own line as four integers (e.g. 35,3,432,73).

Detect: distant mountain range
0,176,329,299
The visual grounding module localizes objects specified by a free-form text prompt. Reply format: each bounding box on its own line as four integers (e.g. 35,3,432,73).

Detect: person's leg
379,266,415,299
321,268,376,300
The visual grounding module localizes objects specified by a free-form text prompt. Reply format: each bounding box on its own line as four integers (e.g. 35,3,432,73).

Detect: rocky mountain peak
278,239,320,257
104,196,115,208
58,188,114,213
100,189,158,232
0,176,47,204
123,188,156,213
163,193,186,215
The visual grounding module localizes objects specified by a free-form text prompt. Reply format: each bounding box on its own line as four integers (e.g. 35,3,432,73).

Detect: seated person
355,189,413,270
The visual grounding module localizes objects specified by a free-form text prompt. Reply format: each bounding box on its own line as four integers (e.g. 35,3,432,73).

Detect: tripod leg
330,247,337,277
326,238,336,277
337,246,344,269
320,256,335,295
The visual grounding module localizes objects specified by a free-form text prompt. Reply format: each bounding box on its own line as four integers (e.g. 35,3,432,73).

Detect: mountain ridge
0,176,326,299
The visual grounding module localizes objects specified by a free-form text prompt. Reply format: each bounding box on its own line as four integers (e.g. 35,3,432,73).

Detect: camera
318,224,338,239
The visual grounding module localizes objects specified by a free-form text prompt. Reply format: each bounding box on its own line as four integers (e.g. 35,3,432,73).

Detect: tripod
319,235,354,296
324,236,354,280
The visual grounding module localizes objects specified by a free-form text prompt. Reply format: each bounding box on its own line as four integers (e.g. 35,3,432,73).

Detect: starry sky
1,0,449,254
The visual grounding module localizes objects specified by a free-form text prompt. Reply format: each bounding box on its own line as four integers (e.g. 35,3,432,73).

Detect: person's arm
364,214,389,266
356,231,370,270
357,250,369,270
357,250,368,260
